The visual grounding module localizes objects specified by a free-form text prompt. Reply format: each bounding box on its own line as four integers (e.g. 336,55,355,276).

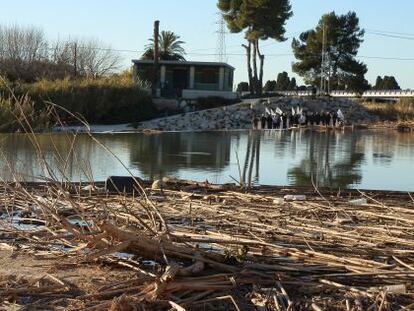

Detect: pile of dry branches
1,180,414,310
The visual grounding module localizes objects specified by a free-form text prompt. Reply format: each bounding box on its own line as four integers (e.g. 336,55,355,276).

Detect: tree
75,39,121,77
218,0,293,95
374,76,383,90
141,31,186,61
50,38,121,78
374,75,400,90
276,71,290,91
263,80,276,92
237,82,249,92
382,76,400,90
288,77,297,90
0,24,121,81
0,24,49,81
297,85,308,91
292,11,368,92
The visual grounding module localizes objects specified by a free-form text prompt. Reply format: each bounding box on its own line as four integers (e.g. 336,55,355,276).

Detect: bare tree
75,39,121,77
0,24,48,62
0,24,121,81
51,38,121,78
0,24,49,80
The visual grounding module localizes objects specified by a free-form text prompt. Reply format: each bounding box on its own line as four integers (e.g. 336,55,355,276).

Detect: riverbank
52,119,414,134
1,179,414,310
68,96,411,133
133,97,414,132
0,75,156,132
135,97,366,131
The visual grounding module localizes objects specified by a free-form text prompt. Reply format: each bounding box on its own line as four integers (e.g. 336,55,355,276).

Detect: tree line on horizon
220,1,403,94
237,73,402,94
140,1,403,94
0,3,404,94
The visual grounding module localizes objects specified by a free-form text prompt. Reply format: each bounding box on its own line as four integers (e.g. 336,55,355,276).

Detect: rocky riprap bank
137,97,379,131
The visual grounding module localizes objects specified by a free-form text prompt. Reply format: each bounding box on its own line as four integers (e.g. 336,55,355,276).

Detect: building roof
132,59,235,70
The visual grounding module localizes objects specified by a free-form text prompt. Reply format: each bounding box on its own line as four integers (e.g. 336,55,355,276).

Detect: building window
201,68,218,84
228,69,233,86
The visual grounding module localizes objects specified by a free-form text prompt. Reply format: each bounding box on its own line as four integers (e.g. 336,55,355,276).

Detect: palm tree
141,31,186,61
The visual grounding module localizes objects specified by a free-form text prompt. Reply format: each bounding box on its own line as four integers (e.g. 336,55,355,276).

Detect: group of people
252,107,345,130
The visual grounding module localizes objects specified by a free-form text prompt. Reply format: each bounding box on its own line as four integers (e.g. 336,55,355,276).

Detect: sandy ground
0,248,136,300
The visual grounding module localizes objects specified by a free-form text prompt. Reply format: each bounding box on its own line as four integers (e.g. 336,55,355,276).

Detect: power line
365,28,414,37
357,55,414,61
366,31,414,41
13,45,414,62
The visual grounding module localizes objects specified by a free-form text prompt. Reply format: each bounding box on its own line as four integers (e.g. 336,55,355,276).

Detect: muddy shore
1,179,414,310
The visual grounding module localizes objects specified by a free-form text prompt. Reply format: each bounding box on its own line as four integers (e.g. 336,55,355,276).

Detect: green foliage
218,0,293,95
236,82,249,92
264,72,297,92
141,31,186,61
276,72,289,90
263,80,276,92
289,77,297,90
292,11,368,92
0,75,156,127
0,91,52,132
373,75,401,90
218,0,292,41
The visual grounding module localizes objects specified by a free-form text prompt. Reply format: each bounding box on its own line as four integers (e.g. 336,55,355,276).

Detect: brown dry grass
362,98,414,121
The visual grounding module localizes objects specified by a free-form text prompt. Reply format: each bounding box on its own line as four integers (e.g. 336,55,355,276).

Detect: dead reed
1,179,414,310
0,93,413,310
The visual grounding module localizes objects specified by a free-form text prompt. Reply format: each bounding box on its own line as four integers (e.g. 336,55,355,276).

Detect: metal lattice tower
216,14,227,63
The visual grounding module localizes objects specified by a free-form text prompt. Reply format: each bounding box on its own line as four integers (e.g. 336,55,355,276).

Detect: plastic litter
349,198,368,205
273,198,285,204
284,195,307,201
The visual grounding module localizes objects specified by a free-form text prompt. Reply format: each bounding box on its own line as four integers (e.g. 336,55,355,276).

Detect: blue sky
1,0,414,88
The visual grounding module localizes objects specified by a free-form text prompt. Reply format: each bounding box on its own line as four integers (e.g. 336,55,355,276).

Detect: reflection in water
287,130,365,188
0,130,412,191
128,132,231,180
241,131,261,186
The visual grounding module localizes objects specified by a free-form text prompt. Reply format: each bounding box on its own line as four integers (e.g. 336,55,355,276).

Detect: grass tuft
362,98,414,121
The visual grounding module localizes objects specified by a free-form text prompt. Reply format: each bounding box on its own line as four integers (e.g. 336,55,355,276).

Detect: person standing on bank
332,112,338,127
252,116,259,130
261,114,266,129
327,112,332,127
282,114,288,129
272,113,279,129
267,114,273,129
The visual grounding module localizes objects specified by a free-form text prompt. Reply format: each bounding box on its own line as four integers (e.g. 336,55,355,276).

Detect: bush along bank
0,75,157,131
0,94,52,132
362,98,414,121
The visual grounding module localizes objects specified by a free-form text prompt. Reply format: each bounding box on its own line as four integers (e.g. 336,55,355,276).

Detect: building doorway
172,68,189,97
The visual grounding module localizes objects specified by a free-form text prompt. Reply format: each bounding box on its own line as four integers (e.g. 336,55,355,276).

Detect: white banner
337,109,345,121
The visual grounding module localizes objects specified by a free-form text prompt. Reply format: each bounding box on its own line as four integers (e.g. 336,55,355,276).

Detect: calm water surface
0,129,413,191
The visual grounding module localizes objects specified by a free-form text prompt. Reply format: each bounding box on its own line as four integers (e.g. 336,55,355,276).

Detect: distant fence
240,90,414,99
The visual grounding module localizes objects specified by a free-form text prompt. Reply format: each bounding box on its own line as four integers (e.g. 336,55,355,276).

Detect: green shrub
0,74,156,126
0,95,52,132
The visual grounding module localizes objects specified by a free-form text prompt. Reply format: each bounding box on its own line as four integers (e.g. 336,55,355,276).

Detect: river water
0,129,413,191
